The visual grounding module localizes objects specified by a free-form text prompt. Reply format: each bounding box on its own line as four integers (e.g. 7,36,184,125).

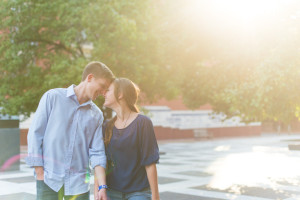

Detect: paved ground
2,134,300,200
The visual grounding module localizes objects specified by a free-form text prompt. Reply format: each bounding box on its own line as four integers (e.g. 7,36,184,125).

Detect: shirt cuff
90,156,106,169
141,154,160,166
25,156,44,167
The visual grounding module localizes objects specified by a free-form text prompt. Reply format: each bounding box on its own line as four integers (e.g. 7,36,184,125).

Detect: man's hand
34,166,44,180
97,188,107,200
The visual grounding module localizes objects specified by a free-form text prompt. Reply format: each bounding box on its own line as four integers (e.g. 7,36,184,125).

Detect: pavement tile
192,185,300,199
177,170,212,177
2,176,35,183
0,192,35,200
160,192,223,200
3,134,300,199
158,176,186,184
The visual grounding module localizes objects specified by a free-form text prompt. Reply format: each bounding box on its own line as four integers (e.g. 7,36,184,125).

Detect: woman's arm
145,163,160,200
94,176,99,200
94,166,107,200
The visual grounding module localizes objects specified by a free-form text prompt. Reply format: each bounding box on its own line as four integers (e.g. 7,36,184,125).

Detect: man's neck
74,83,90,105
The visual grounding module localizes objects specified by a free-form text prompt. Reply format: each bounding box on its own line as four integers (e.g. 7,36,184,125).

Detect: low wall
20,125,261,144
154,127,194,140
207,126,261,138
154,125,261,140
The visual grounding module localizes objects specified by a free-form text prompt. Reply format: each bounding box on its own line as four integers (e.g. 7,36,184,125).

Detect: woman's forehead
108,82,115,89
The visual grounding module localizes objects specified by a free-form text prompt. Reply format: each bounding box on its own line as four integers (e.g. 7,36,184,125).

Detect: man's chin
92,95,99,100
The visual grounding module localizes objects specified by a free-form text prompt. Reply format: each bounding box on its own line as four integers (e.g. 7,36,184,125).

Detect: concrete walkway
1,134,300,199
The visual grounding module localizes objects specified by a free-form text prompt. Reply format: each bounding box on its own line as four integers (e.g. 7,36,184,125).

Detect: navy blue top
103,114,159,193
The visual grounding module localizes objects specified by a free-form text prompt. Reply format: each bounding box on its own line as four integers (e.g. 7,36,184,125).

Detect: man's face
88,76,110,100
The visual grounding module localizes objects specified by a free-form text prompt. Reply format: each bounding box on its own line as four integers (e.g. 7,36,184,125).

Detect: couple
26,61,160,200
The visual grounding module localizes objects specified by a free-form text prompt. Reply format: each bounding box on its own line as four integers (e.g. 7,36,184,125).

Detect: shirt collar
66,84,76,97
66,84,93,106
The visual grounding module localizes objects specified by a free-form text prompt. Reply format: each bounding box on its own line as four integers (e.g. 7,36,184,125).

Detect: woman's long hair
104,78,140,147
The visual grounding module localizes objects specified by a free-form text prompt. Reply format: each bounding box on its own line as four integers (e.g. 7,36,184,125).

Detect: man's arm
145,163,160,200
89,119,107,200
26,92,51,180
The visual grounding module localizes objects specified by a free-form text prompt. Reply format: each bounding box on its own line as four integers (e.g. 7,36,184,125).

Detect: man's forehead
96,78,110,87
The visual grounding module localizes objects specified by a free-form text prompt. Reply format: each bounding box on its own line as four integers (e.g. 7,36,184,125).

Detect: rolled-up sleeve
25,92,51,167
89,116,106,169
139,118,160,166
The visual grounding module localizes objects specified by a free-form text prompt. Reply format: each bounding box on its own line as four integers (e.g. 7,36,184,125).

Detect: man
26,61,115,200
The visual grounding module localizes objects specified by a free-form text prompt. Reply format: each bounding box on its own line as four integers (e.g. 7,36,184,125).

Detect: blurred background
1,0,300,199
1,0,300,131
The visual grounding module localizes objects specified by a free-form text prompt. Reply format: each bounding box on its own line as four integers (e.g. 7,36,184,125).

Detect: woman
95,78,160,200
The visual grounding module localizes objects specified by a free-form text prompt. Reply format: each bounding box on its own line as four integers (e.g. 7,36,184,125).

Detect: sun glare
211,0,277,24
182,0,282,30
175,0,299,58
206,146,300,191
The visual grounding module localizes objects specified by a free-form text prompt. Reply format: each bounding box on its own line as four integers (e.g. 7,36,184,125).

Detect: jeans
36,180,90,200
107,188,151,200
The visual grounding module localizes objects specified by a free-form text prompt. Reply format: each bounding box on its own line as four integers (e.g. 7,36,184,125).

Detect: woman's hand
97,189,108,200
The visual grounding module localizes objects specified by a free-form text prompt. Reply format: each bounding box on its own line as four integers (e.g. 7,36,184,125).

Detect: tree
0,0,176,118
155,0,300,124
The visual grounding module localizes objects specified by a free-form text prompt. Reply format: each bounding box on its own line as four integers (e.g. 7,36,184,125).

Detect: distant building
19,98,261,145
140,98,261,140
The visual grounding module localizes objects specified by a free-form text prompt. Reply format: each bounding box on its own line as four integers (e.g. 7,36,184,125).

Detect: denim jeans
107,188,151,200
36,180,90,200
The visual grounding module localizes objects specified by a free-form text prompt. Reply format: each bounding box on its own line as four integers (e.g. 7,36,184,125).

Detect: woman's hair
104,78,140,147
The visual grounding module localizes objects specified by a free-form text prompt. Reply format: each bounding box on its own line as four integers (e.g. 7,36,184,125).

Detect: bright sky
166,0,300,63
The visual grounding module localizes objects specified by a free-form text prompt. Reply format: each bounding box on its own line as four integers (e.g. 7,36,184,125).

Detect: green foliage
0,0,177,118
156,0,300,124
2,0,300,125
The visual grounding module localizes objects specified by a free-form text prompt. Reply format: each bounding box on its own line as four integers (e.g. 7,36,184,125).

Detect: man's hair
82,61,115,82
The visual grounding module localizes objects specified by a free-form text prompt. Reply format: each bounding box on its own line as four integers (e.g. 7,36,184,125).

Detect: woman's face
103,83,117,108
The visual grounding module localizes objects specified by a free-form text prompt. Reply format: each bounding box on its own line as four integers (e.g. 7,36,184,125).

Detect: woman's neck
113,102,139,129
114,105,132,122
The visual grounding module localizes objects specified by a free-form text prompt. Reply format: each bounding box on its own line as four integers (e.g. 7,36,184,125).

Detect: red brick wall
154,126,194,140
207,126,261,138
154,126,261,140
20,129,28,146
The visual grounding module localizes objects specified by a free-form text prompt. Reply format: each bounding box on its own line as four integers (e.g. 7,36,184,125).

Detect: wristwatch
98,185,108,191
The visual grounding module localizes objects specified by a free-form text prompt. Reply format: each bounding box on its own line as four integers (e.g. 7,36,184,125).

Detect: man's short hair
82,61,115,82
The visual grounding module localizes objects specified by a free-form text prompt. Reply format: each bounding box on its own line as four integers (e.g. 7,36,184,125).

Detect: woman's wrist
98,184,108,191
152,192,160,200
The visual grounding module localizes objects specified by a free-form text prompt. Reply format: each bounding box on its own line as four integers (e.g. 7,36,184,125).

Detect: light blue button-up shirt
26,85,106,195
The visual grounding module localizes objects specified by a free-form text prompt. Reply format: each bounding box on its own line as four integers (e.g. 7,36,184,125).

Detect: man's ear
86,74,94,82
118,93,123,100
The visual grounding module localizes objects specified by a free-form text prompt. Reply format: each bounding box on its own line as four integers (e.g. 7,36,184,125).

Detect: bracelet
98,185,108,191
